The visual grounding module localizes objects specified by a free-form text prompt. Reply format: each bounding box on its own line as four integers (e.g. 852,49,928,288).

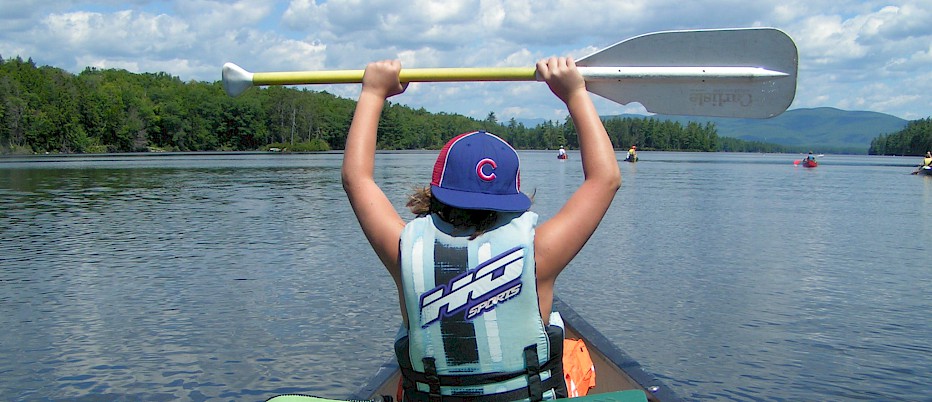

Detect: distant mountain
604,107,908,152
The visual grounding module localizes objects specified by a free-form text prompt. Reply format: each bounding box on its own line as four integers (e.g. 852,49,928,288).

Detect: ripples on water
553,153,932,401
1,154,394,400
1,152,930,401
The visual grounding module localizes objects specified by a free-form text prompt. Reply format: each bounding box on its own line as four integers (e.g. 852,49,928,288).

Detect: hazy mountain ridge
651,107,908,152
519,107,909,152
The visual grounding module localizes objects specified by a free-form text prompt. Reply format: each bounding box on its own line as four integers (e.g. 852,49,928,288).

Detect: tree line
868,118,932,156
2,56,791,155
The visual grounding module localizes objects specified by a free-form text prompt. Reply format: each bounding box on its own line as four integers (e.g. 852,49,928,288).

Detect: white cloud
1,0,931,119
18,10,197,76
793,14,868,66
175,0,275,29
778,2,932,118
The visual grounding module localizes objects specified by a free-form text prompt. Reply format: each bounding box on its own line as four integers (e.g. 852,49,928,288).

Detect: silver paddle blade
578,28,798,118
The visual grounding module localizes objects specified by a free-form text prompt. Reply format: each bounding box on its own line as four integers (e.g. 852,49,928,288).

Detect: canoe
624,155,638,162
918,166,932,176
558,154,568,160
347,296,682,402
267,296,681,401
801,159,817,168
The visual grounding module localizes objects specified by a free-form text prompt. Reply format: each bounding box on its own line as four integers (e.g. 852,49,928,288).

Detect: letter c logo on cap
476,158,496,181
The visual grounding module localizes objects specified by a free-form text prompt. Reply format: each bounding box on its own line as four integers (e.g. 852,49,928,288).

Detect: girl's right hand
361,60,407,99
536,57,586,104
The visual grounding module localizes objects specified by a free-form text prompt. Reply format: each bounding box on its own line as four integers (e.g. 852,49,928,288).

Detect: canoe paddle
223,27,797,119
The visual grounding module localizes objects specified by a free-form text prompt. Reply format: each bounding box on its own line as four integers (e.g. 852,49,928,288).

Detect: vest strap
400,374,566,402
524,345,543,402
422,357,442,402
400,353,562,388
397,325,568,401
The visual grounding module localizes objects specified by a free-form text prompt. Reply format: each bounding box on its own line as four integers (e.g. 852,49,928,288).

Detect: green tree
1,55,802,155
870,117,932,155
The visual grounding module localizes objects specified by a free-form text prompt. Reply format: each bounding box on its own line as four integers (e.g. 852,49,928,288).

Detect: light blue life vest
396,212,566,401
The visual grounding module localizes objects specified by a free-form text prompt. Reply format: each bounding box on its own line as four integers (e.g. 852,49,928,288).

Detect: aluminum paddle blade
577,28,798,118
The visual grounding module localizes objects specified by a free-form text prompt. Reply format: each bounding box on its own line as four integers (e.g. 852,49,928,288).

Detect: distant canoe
624,155,638,162
801,159,817,168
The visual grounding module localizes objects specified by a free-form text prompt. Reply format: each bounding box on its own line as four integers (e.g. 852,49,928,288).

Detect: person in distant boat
805,151,816,161
626,145,637,161
342,57,620,401
914,151,932,174
558,145,567,159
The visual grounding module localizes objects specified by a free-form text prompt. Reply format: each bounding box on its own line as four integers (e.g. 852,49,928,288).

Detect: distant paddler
557,145,568,160
625,145,638,162
795,151,818,167
912,151,932,175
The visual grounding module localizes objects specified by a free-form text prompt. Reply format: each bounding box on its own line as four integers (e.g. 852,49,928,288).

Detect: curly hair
406,186,502,240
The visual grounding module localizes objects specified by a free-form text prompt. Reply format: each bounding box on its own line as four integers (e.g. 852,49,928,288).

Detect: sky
1,0,931,122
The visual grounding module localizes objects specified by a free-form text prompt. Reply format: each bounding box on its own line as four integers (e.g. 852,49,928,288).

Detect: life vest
396,212,567,401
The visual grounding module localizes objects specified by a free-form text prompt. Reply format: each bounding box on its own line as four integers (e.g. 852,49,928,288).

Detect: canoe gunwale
553,297,680,402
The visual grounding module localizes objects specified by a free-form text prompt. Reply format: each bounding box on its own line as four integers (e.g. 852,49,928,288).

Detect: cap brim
431,185,531,212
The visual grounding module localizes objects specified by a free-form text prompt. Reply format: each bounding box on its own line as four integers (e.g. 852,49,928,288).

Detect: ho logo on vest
419,247,525,328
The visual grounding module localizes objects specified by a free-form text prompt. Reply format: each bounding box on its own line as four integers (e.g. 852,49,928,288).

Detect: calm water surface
1,151,930,401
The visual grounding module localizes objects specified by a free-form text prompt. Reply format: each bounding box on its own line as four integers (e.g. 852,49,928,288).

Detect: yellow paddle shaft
252,67,538,85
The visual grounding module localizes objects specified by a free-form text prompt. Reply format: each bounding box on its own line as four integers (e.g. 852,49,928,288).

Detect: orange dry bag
562,338,596,397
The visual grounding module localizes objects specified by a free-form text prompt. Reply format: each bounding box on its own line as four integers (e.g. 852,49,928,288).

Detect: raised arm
534,57,621,293
342,60,408,281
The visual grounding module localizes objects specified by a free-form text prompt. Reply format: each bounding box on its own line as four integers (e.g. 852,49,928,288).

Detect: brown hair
406,186,501,240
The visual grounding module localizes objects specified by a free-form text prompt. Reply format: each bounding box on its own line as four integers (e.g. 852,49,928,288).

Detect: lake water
1,151,930,401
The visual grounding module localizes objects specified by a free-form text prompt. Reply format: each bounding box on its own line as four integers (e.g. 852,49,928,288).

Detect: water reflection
1,152,930,400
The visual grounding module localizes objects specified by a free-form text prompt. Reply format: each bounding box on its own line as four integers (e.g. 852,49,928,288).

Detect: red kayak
802,159,818,168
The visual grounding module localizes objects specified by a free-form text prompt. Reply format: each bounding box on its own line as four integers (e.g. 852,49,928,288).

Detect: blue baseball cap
430,131,531,212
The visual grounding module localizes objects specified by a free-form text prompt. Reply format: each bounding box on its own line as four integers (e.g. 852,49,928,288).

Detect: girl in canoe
342,57,620,400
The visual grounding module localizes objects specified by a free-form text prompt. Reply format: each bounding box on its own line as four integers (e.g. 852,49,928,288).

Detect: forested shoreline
5,55,924,156
868,118,932,156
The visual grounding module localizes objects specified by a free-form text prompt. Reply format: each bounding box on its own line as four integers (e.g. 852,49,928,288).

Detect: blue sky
2,1,930,121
